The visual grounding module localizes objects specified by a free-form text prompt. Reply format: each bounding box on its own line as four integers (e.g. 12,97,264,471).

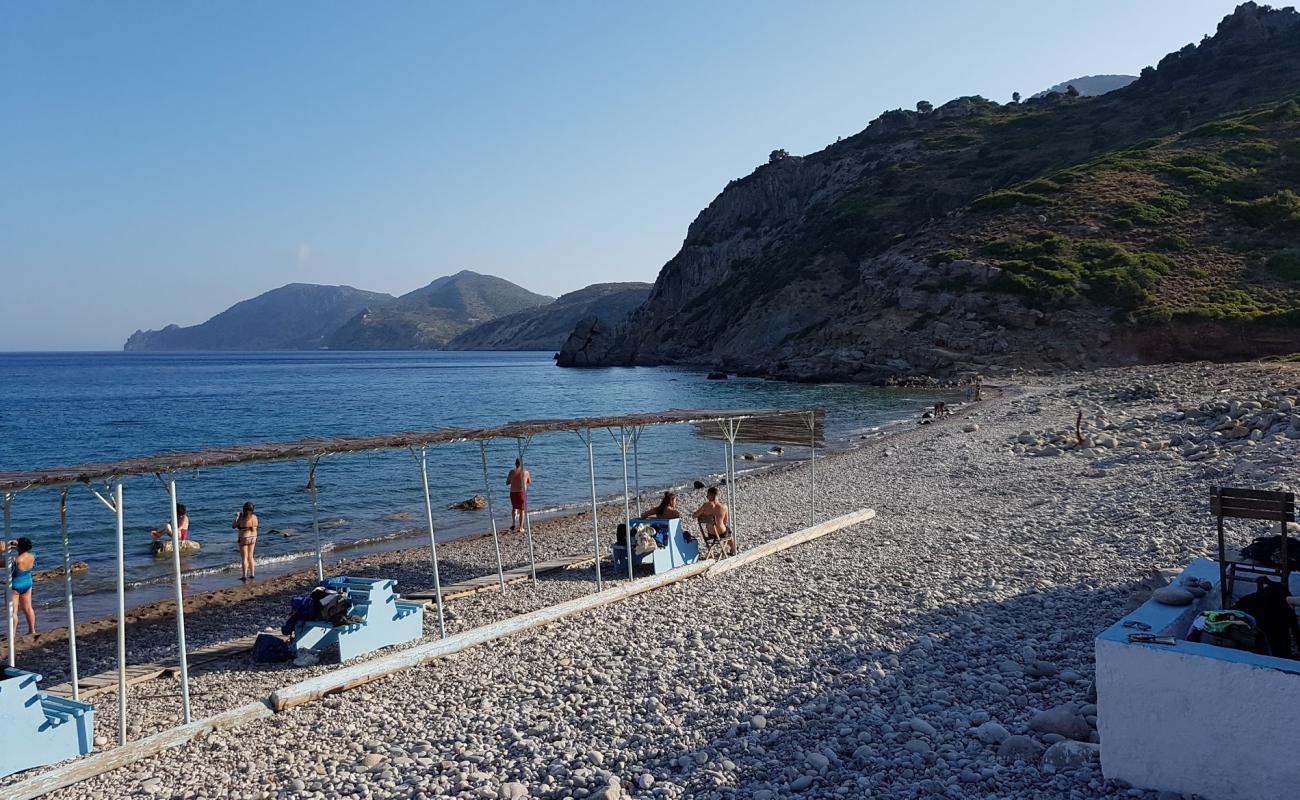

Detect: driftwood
706,508,876,578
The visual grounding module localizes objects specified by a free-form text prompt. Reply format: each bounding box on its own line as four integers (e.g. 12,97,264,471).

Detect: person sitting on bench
693,487,734,555
642,491,682,520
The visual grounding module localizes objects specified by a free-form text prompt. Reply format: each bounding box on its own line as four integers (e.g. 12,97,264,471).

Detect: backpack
252,632,293,663
1188,610,1267,654
1239,535,1300,570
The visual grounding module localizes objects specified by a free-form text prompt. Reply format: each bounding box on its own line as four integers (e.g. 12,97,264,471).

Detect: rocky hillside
444,282,651,351
1032,74,1136,98
558,3,1300,381
123,284,395,351
325,271,553,350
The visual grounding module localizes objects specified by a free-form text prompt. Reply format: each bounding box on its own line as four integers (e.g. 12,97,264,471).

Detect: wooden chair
695,520,732,561
1211,487,1295,608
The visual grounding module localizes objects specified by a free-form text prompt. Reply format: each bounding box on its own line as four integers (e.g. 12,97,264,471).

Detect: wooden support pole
706,507,875,579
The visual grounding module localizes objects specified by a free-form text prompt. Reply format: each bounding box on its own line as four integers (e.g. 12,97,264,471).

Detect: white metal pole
4,493,14,669
809,412,816,526
113,480,127,745
59,490,80,701
309,457,323,582
729,420,741,553
631,427,642,515
585,430,603,591
166,478,192,724
479,441,506,593
418,448,446,638
620,427,633,582
517,438,537,584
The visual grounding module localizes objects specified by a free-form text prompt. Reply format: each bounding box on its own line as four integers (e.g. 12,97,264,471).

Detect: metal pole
631,427,642,515
809,411,816,526
517,438,537,584
3,493,13,669
166,478,192,724
620,427,633,582
113,480,127,744
417,448,446,638
585,430,603,591
59,490,80,701
479,441,506,593
729,420,741,553
309,458,323,582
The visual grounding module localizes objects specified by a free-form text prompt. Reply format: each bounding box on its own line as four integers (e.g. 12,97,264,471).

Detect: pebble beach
12,361,1300,799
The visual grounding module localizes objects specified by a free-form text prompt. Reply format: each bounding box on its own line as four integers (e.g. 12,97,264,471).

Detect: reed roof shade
0,408,825,494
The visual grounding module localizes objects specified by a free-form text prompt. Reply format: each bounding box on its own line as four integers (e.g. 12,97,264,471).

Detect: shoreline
4,392,967,656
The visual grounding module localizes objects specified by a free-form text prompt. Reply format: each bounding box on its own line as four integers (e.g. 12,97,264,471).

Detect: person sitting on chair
642,491,681,520
693,487,734,555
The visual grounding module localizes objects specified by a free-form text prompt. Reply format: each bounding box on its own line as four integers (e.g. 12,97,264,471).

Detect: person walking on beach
232,501,258,580
506,458,531,532
8,537,36,635
693,487,734,555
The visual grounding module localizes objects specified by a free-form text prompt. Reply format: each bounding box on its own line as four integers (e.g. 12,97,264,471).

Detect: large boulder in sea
556,317,619,367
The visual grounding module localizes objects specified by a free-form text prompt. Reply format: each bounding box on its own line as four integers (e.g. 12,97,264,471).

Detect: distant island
123,271,650,352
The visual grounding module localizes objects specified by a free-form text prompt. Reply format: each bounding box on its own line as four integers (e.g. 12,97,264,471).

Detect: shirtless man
693,487,734,555
506,458,532,532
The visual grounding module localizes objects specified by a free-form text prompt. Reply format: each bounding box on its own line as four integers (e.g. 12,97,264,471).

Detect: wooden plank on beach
404,554,595,602
42,636,260,700
5,700,275,800
705,508,876,579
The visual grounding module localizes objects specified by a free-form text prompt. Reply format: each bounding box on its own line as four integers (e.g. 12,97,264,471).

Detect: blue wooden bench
292,576,424,662
611,519,700,576
0,667,95,778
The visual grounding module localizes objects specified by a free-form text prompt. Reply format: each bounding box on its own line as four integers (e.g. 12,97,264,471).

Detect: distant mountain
123,284,396,351
1033,74,1137,98
444,282,652,351
325,270,553,350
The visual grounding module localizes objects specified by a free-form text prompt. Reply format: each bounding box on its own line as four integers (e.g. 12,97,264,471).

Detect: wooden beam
705,507,876,579
5,700,273,800
269,559,715,712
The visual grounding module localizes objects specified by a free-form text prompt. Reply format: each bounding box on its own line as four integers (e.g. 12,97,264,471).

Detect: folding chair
695,520,732,561
1212,486,1295,608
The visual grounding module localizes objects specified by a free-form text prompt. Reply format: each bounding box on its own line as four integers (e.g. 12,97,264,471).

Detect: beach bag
252,633,293,663
1187,610,1265,653
312,587,355,626
634,524,657,556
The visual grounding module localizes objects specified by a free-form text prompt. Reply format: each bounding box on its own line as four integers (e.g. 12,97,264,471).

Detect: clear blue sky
1,0,1245,350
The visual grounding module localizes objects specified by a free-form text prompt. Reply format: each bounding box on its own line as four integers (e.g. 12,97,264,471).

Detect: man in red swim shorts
506,458,532,531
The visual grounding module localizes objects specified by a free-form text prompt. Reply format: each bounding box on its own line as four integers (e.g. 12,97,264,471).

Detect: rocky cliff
558,3,1300,381
444,282,650,351
123,284,395,351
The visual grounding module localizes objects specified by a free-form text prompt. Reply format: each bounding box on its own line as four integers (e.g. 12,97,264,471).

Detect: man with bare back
693,486,734,555
506,458,531,531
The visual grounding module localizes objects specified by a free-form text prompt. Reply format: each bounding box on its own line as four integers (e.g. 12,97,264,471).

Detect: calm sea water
0,351,939,615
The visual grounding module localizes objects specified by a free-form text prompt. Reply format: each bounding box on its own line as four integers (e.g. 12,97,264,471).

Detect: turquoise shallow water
0,351,940,612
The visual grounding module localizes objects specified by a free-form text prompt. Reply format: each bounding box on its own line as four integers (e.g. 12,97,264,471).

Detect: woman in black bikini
232,501,258,580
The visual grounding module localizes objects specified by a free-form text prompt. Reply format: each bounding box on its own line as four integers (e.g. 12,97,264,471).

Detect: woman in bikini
642,491,682,520
9,537,36,634
232,501,258,580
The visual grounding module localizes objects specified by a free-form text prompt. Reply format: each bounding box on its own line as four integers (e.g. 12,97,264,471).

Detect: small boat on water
151,539,202,557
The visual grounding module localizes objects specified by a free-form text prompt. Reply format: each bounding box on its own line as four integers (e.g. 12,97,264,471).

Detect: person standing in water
232,501,258,580
8,537,36,634
505,458,531,532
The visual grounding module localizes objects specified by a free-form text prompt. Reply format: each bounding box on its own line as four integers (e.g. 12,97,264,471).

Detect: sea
0,351,943,620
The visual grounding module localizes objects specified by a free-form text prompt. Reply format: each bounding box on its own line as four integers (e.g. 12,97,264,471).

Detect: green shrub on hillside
1265,250,1300,281
1153,233,1190,252
1231,190,1300,229
1187,119,1262,138
1120,191,1190,225
928,250,963,266
971,190,1049,211
981,233,1171,309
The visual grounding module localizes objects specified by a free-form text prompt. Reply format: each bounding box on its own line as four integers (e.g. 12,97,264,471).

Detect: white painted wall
1096,560,1300,800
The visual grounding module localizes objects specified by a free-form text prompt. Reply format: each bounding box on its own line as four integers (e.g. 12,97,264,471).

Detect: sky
1,0,1249,350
